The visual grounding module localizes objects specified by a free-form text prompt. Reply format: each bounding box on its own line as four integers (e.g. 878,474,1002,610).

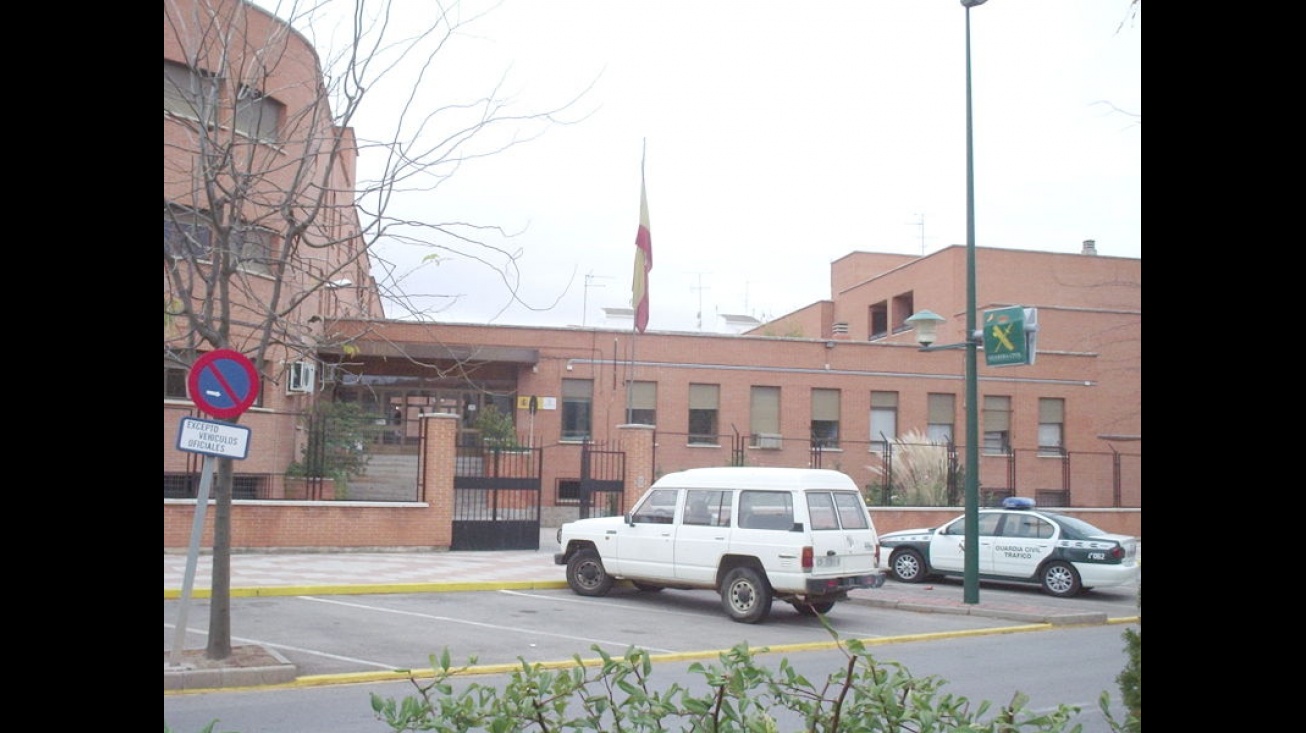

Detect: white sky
263,0,1141,333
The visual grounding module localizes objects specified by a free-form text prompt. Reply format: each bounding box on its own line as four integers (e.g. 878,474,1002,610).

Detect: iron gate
451,446,543,550
578,440,626,519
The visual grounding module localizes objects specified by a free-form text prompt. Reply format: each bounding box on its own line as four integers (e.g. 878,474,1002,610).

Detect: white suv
554,467,887,623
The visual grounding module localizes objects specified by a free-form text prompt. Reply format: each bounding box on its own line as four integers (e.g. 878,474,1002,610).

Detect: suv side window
807,492,839,530
833,492,870,529
684,490,731,527
632,489,678,524
739,490,794,530
808,491,872,530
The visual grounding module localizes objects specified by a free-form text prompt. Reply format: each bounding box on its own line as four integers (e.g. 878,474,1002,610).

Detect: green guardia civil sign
983,306,1038,367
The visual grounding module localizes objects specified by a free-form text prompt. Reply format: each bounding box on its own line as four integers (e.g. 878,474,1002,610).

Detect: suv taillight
801,546,814,571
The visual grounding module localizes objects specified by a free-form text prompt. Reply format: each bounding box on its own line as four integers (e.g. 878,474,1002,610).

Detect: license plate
815,555,841,568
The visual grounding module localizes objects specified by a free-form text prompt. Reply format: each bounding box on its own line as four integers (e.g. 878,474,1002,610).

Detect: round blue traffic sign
187,349,260,419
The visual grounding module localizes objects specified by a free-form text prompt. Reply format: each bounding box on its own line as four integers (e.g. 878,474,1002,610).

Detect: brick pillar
620,424,656,509
422,412,459,548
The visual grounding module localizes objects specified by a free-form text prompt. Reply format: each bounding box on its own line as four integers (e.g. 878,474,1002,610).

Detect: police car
878,497,1139,597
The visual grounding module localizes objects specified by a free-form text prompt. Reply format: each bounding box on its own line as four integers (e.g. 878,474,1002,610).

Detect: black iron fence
645,430,1138,509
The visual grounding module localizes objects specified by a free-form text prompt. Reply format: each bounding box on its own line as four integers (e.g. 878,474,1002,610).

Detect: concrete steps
346,453,419,501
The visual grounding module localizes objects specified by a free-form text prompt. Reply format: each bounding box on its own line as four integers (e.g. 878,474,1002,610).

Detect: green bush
473,404,519,448
371,639,1085,732
1102,581,1140,732
867,430,957,506
285,401,371,482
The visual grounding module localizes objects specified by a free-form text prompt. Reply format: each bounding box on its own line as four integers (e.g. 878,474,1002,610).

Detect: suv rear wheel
566,549,614,597
721,567,773,624
793,600,836,616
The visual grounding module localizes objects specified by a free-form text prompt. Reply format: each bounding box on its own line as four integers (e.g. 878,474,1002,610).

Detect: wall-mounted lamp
905,310,981,351
904,310,944,347
327,278,353,289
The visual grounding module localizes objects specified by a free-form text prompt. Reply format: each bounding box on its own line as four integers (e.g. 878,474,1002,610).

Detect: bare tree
164,0,589,659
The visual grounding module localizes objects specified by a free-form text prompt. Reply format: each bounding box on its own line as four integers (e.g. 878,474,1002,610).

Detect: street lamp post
900,0,988,606
960,0,986,605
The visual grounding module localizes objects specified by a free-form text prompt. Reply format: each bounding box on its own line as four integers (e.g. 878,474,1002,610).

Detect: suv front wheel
720,567,773,624
566,549,614,597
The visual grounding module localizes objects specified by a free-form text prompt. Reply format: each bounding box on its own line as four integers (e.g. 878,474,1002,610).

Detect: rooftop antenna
690,272,711,331
910,213,925,255
582,272,612,326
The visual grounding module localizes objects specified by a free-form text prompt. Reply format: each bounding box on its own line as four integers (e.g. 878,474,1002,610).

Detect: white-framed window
750,386,781,448
164,60,215,126
164,59,282,142
627,381,657,426
234,84,283,142
165,207,274,275
811,388,840,449
163,349,194,399
869,391,898,453
561,379,592,441
927,393,955,444
688,383,720,445
1038,398,1065,455
983,395,1012,454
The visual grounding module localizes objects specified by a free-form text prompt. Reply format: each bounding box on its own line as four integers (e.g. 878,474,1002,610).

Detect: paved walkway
164,547,563,593
164,540,1132,626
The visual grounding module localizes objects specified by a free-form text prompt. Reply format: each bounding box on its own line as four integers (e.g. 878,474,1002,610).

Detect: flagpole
624,141,645,423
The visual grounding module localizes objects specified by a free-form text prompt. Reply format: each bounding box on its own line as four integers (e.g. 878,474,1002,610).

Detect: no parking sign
187,349,260,419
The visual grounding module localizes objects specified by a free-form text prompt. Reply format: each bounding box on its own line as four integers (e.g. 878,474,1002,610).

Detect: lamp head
905,309,946,348
961,0,988,7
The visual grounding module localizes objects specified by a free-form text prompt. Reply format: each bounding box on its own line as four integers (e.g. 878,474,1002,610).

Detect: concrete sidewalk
164,541,1118,625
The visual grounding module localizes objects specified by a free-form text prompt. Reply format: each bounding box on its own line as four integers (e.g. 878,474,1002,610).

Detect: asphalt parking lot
165,573,1139,683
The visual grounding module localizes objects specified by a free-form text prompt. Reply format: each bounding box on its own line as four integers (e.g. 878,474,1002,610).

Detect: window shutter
812,389,840,420
629,381,656,409
689,384,718,409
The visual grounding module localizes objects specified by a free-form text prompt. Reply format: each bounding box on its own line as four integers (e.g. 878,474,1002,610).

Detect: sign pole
170,348,259,666
169,454,216,666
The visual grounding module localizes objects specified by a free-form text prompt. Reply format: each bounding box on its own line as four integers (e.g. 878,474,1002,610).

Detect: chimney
1081,239,1098,256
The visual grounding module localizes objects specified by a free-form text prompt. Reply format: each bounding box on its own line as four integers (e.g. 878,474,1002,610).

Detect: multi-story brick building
164,0,1140,550
321,240,1139,526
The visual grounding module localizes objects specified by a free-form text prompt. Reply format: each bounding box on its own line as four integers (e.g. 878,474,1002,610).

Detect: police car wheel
1040,560,1082,597
890,548,927,583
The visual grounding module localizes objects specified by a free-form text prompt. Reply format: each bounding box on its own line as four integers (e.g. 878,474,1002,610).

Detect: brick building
164,0,1140,550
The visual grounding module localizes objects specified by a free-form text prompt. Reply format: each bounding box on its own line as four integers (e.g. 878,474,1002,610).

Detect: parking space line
163,622,401,670
299,595,679,654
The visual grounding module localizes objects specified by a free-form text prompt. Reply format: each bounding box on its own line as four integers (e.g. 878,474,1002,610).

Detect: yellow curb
164,580,570,600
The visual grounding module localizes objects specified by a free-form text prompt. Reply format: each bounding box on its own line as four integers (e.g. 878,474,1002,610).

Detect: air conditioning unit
754,433,782,449
286,361,317,394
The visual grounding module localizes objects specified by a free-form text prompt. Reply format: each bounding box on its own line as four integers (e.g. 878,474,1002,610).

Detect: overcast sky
264,0,1141,333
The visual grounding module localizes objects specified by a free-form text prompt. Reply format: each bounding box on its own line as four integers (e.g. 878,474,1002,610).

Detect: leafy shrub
371,638,1084,732
473,404,520,448
867,430,956,506
285,400,371,482
1104,581,1140,732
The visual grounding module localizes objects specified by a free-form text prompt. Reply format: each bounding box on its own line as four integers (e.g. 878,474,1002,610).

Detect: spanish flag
631,159,652,333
